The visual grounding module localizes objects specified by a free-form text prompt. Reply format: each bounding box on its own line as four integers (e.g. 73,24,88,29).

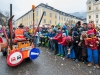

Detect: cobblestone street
0,47,100,75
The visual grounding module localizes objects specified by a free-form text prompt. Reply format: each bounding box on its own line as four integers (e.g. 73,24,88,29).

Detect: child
59,33,67,57
73,31,81,62
85,30,100,68
67,36,75,60
53,28,62,55
48,29,53,50
79,31,88,63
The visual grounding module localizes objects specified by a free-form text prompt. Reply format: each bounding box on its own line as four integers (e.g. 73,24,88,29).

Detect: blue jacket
47,32,53,38
65,30,68,36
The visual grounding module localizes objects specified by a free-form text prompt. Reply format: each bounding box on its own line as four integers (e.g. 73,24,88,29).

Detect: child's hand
68,48,70,51
98,38,100,40
50,38,53,40
90,44,93,47
78,43,81,46
96,41,99,44
76,41,78,43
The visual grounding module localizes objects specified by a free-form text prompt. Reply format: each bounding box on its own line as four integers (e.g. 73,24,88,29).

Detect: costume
85,30,99,64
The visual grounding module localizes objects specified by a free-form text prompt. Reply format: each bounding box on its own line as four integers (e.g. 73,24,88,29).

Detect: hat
77,21,81,26
19,24,24,27
62,25,67,30
62,33,66,36
73,31,79,36
66,36,72,41
87,30,94,35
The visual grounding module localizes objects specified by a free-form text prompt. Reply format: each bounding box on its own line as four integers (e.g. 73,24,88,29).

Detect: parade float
1,4,45,67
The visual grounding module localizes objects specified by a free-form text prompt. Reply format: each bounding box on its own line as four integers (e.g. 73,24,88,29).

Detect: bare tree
4,11,10,20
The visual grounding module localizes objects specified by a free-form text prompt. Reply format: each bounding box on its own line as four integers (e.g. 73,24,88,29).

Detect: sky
0,0,87,20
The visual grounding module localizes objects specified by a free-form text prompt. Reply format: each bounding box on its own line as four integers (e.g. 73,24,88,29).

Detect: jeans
53,40,58,55
58,44,64,55
63,46,67,56
24,32,30,38
34,36,38,47
40,37,45,46
48,40,53,50
74,47,82,60
87,48,98,64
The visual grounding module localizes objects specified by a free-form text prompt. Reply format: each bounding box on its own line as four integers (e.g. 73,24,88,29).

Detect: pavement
0,47,100,75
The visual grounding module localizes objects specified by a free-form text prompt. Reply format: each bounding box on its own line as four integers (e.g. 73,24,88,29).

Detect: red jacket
0,37,3,43
53,32,62,43
59,36,67,46
85,37,99,50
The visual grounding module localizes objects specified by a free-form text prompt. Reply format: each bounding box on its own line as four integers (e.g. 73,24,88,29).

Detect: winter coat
85,37,99,50
73,36,80,48
59,36,67,46
53,32,62,43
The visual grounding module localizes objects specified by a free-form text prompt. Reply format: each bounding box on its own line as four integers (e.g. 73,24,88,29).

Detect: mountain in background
70,12,87,19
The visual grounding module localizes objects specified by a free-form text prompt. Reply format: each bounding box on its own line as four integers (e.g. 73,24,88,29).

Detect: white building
87,0,100,26
15,3,85,27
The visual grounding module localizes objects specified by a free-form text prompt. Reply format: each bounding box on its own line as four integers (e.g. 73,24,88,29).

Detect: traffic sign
29,48,40,60
7,51,24,66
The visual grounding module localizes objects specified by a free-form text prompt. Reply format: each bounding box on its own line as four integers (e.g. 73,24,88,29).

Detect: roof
0,12,6,18
16,3,85,21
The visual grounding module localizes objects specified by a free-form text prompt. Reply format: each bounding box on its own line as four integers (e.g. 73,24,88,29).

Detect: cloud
0,0,87,20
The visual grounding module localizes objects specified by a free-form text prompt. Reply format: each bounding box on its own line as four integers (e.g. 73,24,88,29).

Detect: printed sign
7,51,23,66
20,46,32,51
29,48,40,60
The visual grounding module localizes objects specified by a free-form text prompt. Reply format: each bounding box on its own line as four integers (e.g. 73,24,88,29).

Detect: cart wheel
25,57,32,62
2,48,7,56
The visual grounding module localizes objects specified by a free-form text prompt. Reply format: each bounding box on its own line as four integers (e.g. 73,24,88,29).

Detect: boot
87,63,92,67
95,64,100,69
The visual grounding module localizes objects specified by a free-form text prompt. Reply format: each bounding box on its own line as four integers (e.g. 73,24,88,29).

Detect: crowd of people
32,21,100,69
1,20,100,69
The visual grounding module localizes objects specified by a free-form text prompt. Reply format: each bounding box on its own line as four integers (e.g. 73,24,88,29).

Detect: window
89,16,91,19
55,14,57,19
31,21,32,24
22,18,23,22
36,19,38,23
64,18,66,21
44,19,46,23
36,11,38,16
44,11,46,16
96,7,98,10
59,16,60,20
31,13,32,18
96,15,98,18
62,17,63,20
29,15,30,19
96,21,98,24
89,7,91,10
50,20,52,24
55,21,56,25
50,13,52,17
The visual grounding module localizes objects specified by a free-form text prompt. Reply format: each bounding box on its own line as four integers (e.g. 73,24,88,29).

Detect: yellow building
87,0,100,26
15,3,84,27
